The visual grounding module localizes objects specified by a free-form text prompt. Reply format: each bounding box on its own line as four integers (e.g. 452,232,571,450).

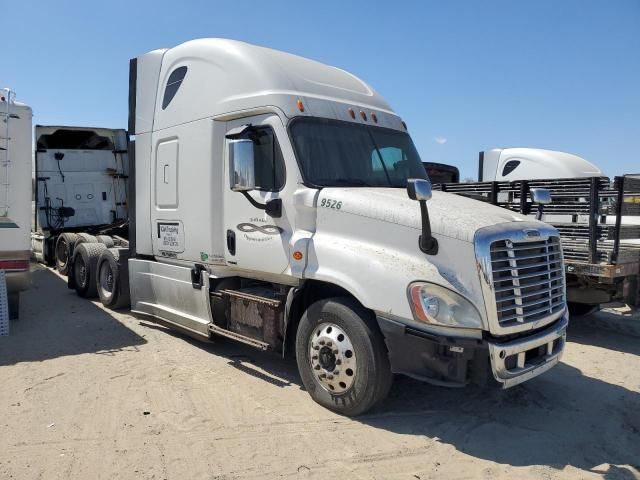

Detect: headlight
408,282,483,328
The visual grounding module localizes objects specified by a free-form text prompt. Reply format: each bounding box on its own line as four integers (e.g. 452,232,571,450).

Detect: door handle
226,229,236,256
163,164,169,184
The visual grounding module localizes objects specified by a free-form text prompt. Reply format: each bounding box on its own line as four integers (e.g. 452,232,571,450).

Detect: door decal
236,219,283,242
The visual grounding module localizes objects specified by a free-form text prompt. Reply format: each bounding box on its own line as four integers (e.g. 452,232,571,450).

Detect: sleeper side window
238,127,286,192
502,160,521,177
162,66,187,110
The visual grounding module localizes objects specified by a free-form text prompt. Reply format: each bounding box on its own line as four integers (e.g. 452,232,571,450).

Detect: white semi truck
67,39,568,415
0,89,32,319
433,148,640,314
32,125,129,273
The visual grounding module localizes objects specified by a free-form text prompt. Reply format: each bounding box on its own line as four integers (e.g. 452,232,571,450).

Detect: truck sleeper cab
118,39,568,415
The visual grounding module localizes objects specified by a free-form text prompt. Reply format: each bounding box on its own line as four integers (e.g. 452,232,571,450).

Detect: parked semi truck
32,125,130,272
0,89,32,319
433,148,640,314
66,39,568,415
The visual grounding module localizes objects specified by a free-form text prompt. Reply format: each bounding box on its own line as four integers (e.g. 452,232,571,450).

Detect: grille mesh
490,237,565,327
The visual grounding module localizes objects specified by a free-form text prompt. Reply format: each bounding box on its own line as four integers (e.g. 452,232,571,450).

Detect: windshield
289,117,428,187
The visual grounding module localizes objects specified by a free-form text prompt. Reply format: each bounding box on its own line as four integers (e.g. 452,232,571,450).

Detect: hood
319,188,534,243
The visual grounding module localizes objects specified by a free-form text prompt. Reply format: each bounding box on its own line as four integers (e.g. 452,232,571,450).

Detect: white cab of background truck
32,125,129,270
123,39,568,415
0,89,32,319
479,147,603,182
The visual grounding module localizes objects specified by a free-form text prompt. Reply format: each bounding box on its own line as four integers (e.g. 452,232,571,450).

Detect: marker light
401,120,408,130
297,99,305,112
360,111,367,121
371,112,378,123
348,108,355,119
293,251,303,261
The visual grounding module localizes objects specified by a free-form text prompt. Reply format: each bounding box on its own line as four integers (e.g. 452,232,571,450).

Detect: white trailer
32,125,129,273
69,39,568,415
0,89,32,319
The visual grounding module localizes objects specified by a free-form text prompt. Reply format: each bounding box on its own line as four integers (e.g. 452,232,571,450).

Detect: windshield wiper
315,178,372,187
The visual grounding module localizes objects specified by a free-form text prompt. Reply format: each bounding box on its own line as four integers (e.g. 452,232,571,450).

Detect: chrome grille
490,236,565,328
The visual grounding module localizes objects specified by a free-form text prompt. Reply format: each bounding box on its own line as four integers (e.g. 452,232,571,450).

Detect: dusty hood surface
319,188,534,242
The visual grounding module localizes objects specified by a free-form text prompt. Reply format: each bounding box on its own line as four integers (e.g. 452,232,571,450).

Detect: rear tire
295,297,393,416
55,232,79,275
74,233,98,247
8,293,19,320
96,248,130,309
96,235,115,248
72,243,107,298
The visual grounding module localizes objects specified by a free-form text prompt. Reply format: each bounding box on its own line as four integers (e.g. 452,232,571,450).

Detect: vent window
162,66,187,110
502,160,521,177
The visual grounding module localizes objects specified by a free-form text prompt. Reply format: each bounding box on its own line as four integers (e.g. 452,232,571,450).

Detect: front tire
295,297,393,416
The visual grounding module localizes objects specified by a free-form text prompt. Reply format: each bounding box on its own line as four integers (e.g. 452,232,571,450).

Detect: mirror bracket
418,201,438,255
407,178,438,255
241,192,282,218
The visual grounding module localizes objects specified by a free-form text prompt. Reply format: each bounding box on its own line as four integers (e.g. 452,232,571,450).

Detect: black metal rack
435,174,640,278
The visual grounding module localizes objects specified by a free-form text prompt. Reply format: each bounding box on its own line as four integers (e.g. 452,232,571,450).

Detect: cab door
222,114,292,276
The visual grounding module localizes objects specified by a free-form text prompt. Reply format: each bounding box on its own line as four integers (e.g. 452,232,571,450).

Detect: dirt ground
1,265,639,480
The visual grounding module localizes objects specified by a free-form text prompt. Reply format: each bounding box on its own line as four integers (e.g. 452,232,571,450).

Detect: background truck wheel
95,235,115,248
295,297,393,416
8,293,20,320
568,302,599,317
74,233,98,246
55,232,79,275
96,248,130,309
72,243,107,298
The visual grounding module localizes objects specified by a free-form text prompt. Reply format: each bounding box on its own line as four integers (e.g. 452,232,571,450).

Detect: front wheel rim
309,323,357,394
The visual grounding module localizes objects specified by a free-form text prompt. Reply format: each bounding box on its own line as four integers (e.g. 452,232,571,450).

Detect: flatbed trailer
434,175,640,312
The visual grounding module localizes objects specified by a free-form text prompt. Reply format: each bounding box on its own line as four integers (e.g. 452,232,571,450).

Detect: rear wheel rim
309,323,357,394
75,258,87,288
56,239,68,268
98,262,114,300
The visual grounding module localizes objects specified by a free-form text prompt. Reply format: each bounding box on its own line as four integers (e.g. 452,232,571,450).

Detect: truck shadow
0,265,147,366
567,311,640,356
141,320,639,476
359,361,640,477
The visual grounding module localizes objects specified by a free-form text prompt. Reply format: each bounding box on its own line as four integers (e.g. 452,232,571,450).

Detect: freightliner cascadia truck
66,39,568,415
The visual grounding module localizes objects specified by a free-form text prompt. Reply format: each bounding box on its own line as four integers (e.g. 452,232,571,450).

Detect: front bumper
487,311,568,388
376,312,568,388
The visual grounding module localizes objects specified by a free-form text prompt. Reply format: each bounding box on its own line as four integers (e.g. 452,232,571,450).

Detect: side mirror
229,139,255,192
531,188,551,205
407,178,438,255
407,178,433,202
530,188,551,221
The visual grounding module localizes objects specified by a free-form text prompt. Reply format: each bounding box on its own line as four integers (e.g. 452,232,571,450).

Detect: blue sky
4,0,639,178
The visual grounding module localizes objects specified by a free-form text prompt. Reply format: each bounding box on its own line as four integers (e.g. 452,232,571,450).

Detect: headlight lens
408,282,483,328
